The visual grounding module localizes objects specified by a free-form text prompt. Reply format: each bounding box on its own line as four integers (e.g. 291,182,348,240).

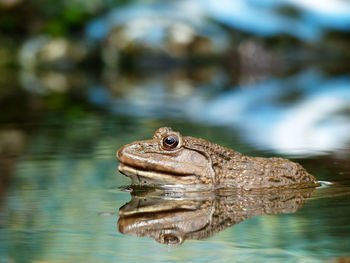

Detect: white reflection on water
272,89,350,155
85,1,229,54
103,70,350,156
203,0,350,39
202,71,350,155
87,0,350,45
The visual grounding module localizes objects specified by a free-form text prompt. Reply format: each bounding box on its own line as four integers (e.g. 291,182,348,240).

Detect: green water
1,114,349,263
1,0,350,261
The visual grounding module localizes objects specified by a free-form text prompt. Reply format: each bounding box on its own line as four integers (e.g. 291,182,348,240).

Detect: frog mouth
118,163,199,186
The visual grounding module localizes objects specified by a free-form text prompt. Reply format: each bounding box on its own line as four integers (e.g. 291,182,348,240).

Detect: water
1,1,350,261
0,113,350,262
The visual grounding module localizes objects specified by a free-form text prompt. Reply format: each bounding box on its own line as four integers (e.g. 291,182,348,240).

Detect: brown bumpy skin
117,127,319,190
118,187,315,245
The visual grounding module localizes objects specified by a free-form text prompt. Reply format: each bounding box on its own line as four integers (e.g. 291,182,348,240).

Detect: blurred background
1,0,350,262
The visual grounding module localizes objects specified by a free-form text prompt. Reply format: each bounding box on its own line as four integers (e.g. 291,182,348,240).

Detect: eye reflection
162,234,180,245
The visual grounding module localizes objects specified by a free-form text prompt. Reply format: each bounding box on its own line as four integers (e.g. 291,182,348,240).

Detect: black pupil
164,136,178,148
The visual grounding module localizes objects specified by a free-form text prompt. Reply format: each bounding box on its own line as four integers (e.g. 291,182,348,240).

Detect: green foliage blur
0,0,135,38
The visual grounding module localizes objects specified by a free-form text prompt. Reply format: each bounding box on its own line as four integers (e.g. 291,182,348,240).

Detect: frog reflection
118,187,314,245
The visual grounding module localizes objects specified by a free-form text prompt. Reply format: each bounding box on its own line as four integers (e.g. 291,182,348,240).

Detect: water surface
1,115,350,263
2,0,350,261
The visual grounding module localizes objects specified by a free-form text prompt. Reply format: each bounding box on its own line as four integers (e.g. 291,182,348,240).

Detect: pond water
0,110,350,262
1,1,350,260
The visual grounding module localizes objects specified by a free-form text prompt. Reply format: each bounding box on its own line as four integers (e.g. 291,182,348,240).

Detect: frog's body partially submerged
117,127,319,190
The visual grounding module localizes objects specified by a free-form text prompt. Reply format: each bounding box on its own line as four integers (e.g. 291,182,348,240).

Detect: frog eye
156,231,183,245
162,135,179,149
163,234,180,245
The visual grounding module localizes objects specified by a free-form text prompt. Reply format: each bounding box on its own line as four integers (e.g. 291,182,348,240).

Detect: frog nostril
117,144,138,163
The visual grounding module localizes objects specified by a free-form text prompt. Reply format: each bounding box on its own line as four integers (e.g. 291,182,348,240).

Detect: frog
118,187,315,245
117,127,319,190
